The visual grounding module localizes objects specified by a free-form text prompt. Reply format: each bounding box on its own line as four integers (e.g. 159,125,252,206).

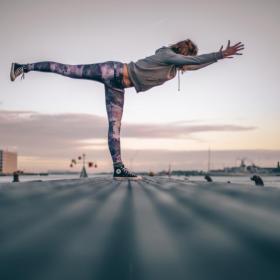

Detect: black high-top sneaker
10,63,27,81
113,163,142,181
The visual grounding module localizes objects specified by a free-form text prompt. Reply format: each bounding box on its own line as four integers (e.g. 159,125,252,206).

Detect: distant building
0,150,18,174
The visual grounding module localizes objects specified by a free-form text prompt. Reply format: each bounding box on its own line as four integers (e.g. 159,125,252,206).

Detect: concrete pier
0,176,280,280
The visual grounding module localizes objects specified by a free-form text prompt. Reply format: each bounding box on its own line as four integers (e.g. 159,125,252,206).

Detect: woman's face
179,42,196,56
179,45,189,56
188,43,198,56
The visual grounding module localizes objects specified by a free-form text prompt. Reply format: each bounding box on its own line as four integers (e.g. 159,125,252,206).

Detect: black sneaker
113,163,142,181
10,63,27,81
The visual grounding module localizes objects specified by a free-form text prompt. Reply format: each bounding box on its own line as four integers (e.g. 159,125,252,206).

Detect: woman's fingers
227,40,231,48
226,41,245,49
235,44,244,49
235,48,244,53
227,41,245,51
235,47,244,53
221,40,244,58
234,44,244,50
233,42,243,47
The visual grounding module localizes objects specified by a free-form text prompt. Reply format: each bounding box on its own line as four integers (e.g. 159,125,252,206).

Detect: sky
0,0,280,172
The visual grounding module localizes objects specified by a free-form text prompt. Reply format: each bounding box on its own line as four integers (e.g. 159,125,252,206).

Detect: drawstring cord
177,67,181,92
178,70,180,91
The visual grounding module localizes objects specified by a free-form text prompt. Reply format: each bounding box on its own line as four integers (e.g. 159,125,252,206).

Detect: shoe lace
15,66,25,80
21,66,27,80
21,71,25,80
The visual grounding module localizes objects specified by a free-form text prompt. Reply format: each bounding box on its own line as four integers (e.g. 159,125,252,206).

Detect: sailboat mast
208,146,211,172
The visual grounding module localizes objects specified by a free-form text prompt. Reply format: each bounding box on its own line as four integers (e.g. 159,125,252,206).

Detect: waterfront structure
211,158,280,175
0,150,18,174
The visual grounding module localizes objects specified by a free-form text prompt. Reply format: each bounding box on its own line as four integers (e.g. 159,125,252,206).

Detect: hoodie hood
155,46,169,54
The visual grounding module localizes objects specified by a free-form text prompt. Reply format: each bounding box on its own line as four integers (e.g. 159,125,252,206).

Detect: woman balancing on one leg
10,39,244,180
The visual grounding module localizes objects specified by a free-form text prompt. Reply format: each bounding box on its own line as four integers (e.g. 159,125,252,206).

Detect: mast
208,145,211,173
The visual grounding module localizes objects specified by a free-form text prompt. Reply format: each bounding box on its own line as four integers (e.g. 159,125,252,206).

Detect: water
1,174,280,188
0,174,106,183
162,175,280,189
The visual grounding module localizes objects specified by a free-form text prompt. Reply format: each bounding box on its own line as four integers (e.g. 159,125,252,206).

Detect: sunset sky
0,0,280,172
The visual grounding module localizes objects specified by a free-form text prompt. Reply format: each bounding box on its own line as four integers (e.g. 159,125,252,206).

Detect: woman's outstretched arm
160,41,244,66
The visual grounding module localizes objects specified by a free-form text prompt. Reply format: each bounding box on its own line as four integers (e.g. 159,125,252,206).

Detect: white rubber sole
113,176,143,181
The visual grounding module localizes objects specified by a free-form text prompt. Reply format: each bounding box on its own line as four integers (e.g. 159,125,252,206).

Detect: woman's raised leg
25,62,103,82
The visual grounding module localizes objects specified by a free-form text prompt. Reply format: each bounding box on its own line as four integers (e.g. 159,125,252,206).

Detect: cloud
122,122,255,138
0,110,106,156
0,110,256,153
0,110,256,157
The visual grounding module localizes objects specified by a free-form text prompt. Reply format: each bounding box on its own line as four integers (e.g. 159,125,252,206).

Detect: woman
10,39,244,180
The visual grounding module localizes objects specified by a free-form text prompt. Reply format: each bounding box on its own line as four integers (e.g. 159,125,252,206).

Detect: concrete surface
0,176,280,280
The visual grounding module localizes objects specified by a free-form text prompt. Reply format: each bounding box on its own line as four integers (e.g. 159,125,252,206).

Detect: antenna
167,163,172,177
208,145,211,172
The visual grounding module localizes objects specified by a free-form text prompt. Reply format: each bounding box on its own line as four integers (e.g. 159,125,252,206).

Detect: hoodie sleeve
158,47,224,66
180,61,216,71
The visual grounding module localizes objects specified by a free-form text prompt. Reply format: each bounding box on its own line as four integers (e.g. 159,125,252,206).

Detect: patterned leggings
26,61,129,165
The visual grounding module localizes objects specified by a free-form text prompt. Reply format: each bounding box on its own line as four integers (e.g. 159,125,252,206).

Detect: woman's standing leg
103,62,141,179
105,84,125,165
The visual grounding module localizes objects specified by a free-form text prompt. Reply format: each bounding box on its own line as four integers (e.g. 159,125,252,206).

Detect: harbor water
1,174,280,188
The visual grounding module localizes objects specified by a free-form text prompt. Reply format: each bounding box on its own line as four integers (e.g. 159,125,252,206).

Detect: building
0,150,18,174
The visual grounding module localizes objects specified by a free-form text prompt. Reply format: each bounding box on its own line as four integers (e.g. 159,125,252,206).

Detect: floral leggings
26,61,129,165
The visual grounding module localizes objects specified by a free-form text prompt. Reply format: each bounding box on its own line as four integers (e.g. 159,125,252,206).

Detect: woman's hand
220,40,244,59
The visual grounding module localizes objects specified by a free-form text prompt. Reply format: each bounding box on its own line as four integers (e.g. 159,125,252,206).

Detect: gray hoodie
127,46,223,93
